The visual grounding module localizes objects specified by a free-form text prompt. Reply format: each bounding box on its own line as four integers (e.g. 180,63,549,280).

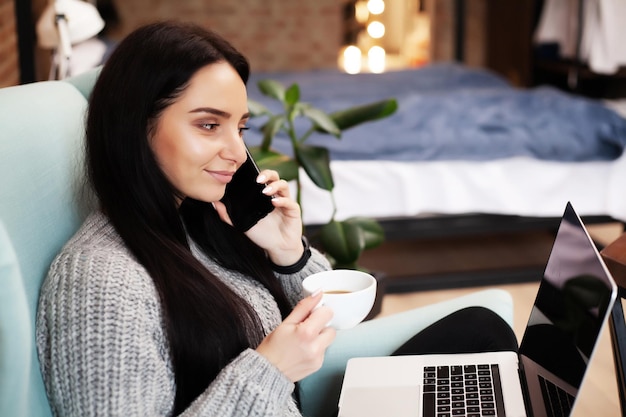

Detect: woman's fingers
258,170,291,198
263,181,291,199
283,290,325,325
256,290,336,382
257,169,279,183
283,291,334,337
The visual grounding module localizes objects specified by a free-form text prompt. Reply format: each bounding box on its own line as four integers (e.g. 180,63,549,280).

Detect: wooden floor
374,222,624,416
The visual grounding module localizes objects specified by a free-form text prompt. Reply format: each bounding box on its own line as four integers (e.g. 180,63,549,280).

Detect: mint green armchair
0,71,99,416
0,69,513,416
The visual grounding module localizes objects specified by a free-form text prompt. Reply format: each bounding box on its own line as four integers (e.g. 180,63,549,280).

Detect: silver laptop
338,202,618,417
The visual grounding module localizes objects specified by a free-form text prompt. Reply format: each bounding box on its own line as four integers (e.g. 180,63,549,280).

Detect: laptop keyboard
538,375,574,417
422,364,506,417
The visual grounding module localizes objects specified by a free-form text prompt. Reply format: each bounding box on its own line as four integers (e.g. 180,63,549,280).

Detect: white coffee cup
302,269,377,330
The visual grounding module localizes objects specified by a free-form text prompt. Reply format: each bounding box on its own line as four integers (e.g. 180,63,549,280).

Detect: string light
367,21,385,39
368,46,386,73
342,45,363,74
340,0,386,73
355,1,369,24
367,0,385,15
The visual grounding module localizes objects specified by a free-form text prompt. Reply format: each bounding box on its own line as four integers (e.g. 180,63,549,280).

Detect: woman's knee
392,306,519,356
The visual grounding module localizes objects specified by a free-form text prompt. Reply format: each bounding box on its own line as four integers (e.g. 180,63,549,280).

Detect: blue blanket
245,64,626,162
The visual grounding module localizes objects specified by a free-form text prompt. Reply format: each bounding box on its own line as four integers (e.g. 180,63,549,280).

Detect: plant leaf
324,99,398,131
247,99,271,117
248,147,299,181
247,146,276,162
343,217,385,250
295,144,333,191
271,159,299,182
257,79,286,102
319,220,364,266
302,106,341,137
260,114,286,150
284,84,300,106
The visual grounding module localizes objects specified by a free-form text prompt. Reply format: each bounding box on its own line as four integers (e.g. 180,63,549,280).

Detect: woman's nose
224,131,248,165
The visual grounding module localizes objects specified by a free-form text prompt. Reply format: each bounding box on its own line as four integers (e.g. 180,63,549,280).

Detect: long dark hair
86,21,293,414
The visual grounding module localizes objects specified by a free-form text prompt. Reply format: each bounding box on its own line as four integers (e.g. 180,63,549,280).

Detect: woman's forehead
177,63,248,113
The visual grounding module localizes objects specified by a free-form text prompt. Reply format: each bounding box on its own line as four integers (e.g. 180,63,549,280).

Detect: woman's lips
206,170,235,184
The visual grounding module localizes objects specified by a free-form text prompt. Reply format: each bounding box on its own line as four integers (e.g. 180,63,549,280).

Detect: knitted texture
36,212,331,416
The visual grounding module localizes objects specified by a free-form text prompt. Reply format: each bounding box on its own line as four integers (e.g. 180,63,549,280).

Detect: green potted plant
247,79,398,270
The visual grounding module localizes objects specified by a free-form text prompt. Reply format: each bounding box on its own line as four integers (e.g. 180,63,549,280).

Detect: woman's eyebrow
189,108,250,120
189,107,230,117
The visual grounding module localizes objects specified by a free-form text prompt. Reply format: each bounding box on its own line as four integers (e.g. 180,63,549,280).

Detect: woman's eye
239,126,250,135
201,123,219,131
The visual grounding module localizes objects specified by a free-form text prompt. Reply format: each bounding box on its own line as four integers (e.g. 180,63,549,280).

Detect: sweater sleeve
36,247,299,417
182,349,295,416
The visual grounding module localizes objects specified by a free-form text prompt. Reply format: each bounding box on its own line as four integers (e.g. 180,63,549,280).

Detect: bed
244,63,626,290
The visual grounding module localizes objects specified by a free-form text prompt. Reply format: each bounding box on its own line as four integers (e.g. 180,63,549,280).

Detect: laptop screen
519,202,617,416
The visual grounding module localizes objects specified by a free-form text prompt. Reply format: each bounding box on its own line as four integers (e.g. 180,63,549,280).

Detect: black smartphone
221,149,275,232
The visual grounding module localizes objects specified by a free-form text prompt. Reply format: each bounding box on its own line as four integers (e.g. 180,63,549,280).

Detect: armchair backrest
0,72,98,415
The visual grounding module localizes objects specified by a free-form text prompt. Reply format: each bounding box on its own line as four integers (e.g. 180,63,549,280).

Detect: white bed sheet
296,154,626,225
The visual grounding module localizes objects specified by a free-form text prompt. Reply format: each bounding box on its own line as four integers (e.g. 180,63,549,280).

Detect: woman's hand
255,291,336,382
214,169,305,266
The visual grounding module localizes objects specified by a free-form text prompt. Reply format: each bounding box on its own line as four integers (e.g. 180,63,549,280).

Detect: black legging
391,306,519,356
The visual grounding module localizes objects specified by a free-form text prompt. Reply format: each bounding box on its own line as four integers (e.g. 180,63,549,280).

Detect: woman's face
150,61,249,204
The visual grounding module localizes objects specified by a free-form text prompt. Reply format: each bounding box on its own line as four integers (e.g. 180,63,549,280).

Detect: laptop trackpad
338,385,421,417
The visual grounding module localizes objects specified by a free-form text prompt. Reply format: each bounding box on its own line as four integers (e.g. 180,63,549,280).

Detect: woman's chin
188,189,226,204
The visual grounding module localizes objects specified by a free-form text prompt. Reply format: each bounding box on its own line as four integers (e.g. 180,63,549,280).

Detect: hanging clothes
535,0,626,75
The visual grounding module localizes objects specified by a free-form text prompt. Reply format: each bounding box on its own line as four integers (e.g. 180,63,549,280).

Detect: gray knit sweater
36,212,331,416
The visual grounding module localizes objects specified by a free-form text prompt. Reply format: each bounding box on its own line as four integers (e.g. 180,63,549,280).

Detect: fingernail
311,288,323,297
262,185,273,194
257,174,267,183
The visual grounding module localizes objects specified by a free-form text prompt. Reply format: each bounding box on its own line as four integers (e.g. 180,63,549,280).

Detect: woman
36,21,517,417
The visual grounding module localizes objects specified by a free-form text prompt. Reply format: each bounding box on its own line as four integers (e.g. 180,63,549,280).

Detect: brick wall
2,0,500,85
109,0,343,72
0,0,19,87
